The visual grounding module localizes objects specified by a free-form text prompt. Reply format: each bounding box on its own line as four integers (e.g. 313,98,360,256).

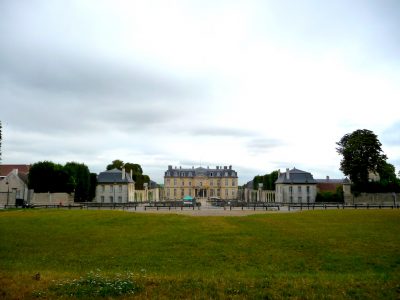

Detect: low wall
30,193,74,205
345,193,399,205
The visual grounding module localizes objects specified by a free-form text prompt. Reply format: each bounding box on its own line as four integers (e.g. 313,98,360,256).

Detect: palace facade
164,165,238,200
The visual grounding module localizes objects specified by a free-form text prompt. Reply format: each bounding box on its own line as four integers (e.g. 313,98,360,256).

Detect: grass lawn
0,209,399,299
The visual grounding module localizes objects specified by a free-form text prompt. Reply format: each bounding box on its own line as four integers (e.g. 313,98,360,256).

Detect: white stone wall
0,170,29,202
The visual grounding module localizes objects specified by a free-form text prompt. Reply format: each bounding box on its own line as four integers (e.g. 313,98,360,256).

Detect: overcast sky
1,0,400,184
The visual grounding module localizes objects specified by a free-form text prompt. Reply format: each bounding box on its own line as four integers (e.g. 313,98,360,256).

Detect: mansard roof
97,168,134,184
275,168,317,184
165,166,237,177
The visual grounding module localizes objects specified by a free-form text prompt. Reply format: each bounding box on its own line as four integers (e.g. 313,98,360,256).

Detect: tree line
28,159,151,202
28,161,97,202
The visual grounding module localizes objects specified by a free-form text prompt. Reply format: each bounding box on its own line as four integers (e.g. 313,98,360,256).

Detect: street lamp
5,180,9,207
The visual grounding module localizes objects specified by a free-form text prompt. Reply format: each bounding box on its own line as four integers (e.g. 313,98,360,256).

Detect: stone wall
345,193,399,205
30,192,74,205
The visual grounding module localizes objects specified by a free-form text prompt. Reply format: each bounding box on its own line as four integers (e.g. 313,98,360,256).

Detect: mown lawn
0,209,399,299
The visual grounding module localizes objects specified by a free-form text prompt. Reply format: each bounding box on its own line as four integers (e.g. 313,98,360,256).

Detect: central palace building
164,165,238,200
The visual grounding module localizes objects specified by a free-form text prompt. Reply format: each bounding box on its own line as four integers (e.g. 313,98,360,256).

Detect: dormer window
217,172,220,177
224,172,228,177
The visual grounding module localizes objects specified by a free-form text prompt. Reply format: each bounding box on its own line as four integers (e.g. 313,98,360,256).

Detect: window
217,180,221,186
232,190,235,196
189,189,192,196
289,186,293,194
174,172,178,176
210,172,213,177
210,189,214,196
101,196,104,203
307,186,310,194
217,172,220,177
298,196,302,202
298,186,302,193
166,179,170,186
166,171,170,176
110,185,114,192
174,189,176,196
118,196,122,202
210,180,213,186
181,172,185,176
225,179,228,186
167,190,170,197
119,185,122,192
109,196,114,203
181,189,184,197
174,179,177,186
232,179,235,186
182,181,184,186
200,182,203,187
101,185,105,192
189,181,192,186
217,189,220,196
189,172,192,177
225,172,228,177
225,190,228,196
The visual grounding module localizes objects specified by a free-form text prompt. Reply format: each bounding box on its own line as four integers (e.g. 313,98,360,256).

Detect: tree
64,162,91,202
105,160,150,189
253,171,279,190
28,161,72,193
106,159,124,170
336,129,387,187
89,173,98,201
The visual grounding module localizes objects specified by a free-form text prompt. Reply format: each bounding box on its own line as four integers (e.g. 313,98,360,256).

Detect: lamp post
5,180,9,207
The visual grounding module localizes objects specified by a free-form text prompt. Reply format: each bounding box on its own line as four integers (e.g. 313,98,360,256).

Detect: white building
96,168,135,203
275,168,317,204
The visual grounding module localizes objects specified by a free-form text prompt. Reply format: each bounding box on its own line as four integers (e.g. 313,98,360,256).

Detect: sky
1,0,400,184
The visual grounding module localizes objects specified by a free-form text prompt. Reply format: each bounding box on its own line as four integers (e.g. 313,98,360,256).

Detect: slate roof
97,169,134,183
165,166,237,177
275,168,317,184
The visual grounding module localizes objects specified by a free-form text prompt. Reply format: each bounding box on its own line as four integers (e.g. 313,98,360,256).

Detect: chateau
164,165,238,200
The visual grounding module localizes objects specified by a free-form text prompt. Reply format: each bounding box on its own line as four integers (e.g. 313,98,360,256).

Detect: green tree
89,173,98,201
28,161,72,193
105,160,150,190
64,162,91,202
253,171,279,190
336,129,387,187
107,160,124,170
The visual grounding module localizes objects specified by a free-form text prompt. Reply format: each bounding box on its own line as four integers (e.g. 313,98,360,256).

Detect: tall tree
64,162,91,202
106,159,124,170
89,173,98,201
336,129,387,186
253,171,279,190
28,161,72,193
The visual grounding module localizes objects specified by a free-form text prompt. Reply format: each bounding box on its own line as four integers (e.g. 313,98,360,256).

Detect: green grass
0,209,399,299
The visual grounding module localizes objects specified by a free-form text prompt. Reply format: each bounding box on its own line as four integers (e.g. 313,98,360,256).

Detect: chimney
286,168,290,180
278,169,281,177
130,169,133,179
216,166,219,170
229,165,232,170
326,176,330,181
13,169,18,176
224,166,227,169
168,165,172,170
122,168,126,180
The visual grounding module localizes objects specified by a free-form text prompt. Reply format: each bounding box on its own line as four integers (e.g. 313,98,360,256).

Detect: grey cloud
189,127,255,137
247,138,283,154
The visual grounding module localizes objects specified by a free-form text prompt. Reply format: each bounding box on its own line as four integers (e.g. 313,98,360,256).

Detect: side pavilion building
275,168,317,204
96,168,135,203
